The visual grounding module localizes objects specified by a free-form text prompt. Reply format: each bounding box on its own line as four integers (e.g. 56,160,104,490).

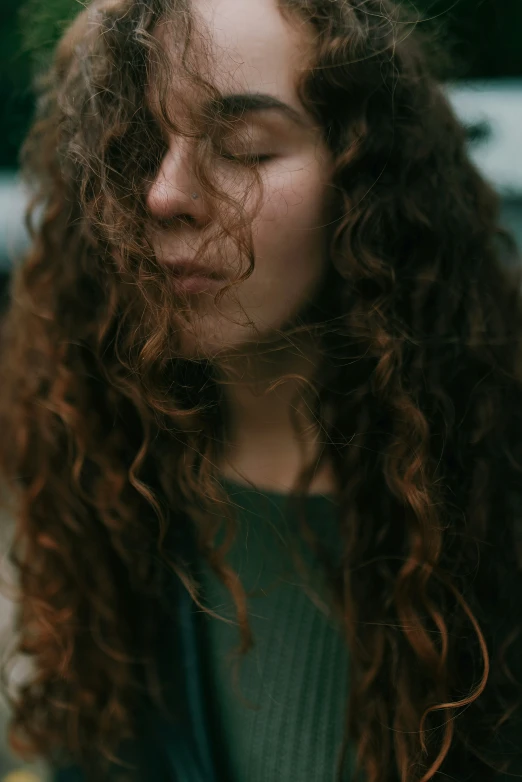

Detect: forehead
154,0,313,114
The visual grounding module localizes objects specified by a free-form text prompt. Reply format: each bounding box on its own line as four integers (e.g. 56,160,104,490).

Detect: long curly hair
1,0,522,779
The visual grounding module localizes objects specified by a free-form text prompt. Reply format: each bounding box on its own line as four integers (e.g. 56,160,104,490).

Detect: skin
146,0,337,494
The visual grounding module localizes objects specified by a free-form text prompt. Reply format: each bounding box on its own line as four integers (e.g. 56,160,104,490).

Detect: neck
214,334,335,495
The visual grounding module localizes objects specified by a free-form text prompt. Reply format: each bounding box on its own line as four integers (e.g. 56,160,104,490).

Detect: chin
176,316,286,362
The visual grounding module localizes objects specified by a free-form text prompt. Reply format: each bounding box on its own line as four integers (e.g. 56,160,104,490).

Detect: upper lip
166,258,229,280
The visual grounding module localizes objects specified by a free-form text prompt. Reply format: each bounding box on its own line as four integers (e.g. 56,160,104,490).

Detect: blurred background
0,1,521,780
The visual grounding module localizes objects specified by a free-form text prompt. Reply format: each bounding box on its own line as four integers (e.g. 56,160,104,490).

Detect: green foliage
0,2,32,169
413,0,522,80
20,0,83,73
0,0,79,169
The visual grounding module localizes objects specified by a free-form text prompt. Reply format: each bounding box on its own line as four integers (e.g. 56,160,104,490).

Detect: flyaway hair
1,1,522,780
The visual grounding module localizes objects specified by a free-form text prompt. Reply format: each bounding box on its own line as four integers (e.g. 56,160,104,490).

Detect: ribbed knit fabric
195,478,352,782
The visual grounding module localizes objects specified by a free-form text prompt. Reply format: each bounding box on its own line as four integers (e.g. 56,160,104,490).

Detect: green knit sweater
195,478,352,781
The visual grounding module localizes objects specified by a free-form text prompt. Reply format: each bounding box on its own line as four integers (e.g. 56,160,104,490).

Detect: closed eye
220,152,275,166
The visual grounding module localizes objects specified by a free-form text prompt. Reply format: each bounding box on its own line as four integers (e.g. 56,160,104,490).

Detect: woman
1,0,522,779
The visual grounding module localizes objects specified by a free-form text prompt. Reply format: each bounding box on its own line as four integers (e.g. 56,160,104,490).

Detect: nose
146,137,207,225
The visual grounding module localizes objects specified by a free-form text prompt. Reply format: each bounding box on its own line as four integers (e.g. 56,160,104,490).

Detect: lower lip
172,275,225,294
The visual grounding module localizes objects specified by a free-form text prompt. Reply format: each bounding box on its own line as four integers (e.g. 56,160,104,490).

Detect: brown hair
1,0,522,780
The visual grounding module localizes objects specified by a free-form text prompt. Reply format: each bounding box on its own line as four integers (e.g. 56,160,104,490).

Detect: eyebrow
205,92,308,128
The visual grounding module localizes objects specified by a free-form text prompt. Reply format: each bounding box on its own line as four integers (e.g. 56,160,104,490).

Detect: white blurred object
445,79,522,198
0,173,29,271
0,503,50,781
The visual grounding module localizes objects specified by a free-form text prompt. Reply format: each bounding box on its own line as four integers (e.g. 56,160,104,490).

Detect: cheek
253,163,331,272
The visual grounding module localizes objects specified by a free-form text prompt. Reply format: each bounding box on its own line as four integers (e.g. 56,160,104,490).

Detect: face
146,0,335,360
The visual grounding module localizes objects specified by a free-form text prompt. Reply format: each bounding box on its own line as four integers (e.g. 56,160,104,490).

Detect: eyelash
220,152,274,166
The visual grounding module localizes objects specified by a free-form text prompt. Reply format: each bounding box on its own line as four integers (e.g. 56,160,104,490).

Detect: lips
166,259,228,280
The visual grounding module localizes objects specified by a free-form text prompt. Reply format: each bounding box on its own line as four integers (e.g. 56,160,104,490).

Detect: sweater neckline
219,475,336,505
